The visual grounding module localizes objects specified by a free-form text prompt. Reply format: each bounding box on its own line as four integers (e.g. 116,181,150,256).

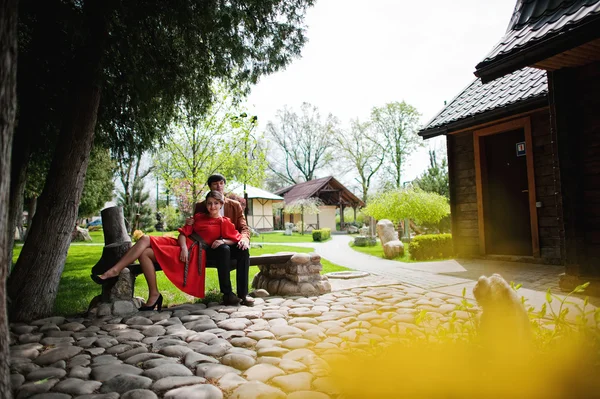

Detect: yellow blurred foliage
328,321,600,399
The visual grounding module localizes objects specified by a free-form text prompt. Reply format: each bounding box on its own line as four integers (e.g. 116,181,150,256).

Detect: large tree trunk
0,0,18,396
8,0,108,322
7,131,31,262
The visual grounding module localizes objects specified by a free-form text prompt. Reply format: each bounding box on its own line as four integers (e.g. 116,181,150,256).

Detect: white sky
245,0,517,185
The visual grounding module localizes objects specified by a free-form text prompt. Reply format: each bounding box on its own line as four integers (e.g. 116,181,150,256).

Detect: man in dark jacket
192,174,254,306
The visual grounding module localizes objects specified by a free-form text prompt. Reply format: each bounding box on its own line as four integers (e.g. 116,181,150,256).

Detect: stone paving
9,284,471,399
9,234,599,398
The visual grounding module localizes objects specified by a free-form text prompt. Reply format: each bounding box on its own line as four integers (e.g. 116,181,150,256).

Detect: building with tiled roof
422,0,600,294
420,67,547,138
475,0,600,82
275,176,365,232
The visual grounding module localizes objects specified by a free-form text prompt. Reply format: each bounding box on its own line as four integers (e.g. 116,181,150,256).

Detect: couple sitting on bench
91,174,255,310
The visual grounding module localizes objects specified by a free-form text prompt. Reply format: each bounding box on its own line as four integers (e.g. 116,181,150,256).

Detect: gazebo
274,176,365,231
227,183,284,231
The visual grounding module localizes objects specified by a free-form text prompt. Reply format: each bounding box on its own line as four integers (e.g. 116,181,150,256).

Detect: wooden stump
90,206,132,303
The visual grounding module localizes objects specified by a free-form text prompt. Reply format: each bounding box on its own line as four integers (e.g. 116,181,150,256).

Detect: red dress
149,213,241,298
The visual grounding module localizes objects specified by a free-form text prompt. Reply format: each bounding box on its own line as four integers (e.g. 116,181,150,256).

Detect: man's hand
185,217,194,226
211,239,225,249
179,246,189,263
237,239,249,250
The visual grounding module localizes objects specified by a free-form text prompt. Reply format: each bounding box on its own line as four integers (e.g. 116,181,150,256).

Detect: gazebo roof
227,182,283,201
274,176,365,207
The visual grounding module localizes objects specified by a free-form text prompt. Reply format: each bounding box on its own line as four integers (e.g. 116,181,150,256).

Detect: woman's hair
205,190,225,204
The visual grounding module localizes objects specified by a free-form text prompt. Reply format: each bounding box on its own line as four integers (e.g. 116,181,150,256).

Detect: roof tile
421,67,547,132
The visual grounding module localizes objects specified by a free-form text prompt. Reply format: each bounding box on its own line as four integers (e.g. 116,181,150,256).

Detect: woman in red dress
91,191,241,311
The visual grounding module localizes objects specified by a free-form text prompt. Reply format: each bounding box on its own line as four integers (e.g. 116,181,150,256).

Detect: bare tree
267,102,338,185
371,101,423,188
0,0,17,395
335,119,385,202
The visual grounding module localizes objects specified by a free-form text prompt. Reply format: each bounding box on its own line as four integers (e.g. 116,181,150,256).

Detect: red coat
149,213,241,298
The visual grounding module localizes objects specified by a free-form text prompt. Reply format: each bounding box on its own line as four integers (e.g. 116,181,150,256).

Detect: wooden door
482,128,532,255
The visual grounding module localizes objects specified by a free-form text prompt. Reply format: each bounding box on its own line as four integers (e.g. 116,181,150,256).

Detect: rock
250,289,269,298
152,376,206,392
376,219,398,245
71,226,92,242
90,364,144,381
164,384,223,399
221,354,256,370
243,364,285,382
347,225,359,233
353,236,368,246
230,381,286,399
53,377,103,395
122,389,159,399
382,240,404,259
100,374,153,394
143,364,193,380
218,372,248,391
35,345,83,365
271,372,314,392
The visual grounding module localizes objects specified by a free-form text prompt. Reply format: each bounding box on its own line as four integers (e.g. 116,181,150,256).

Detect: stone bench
126,252,330,297
91,251,331,317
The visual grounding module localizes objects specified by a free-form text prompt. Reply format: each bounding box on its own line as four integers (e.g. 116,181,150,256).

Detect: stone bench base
251,252,331,296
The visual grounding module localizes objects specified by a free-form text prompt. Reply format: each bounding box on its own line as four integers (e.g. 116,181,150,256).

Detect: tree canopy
267,102,339,186
9,0,316,321
364,188,450,225
78,146,116,219
371,101,423,189
334,119,385,202
154,87,267,214
413,150,449,199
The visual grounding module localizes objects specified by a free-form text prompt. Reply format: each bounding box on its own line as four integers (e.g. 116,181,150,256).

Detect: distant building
274,176,365,232
227,183,283,231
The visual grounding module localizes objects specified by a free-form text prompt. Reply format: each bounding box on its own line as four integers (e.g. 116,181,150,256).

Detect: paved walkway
264,235,599,315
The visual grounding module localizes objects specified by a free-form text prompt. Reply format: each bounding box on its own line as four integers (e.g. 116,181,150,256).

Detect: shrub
160,206,186,231
409,233,453,261
313,228,331,242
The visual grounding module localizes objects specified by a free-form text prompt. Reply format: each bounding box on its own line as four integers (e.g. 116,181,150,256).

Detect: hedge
409,234,453,261
312,228,331,242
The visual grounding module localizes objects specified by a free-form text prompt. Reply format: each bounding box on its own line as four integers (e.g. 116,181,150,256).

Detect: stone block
376,219,398,245
383,240,404,259
354,236,368,247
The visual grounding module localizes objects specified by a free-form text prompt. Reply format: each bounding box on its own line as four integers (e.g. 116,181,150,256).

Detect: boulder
284,223,295,236
353,236,368,247
347,225,359,234
71,226,92,242
383,240,404,259
376,219,398,245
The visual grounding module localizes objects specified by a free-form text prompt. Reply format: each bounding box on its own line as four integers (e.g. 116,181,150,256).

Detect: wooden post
91,206,132,301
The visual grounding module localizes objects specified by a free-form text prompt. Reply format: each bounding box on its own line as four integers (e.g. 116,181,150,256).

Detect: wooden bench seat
126,253,294,276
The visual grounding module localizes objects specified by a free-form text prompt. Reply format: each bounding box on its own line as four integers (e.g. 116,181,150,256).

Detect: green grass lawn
348,240,453,263
253,231,330,243
88,229,327,244
12,243,348,317
88,230,105,244
349,240,412,262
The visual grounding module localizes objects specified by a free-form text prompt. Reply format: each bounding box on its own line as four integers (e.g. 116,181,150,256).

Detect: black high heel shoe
139,294,163,311
90,274,118,285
